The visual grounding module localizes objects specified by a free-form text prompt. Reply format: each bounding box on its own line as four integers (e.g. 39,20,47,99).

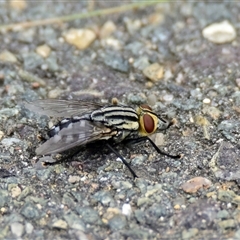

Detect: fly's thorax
137,105,170,136
90,105,139,130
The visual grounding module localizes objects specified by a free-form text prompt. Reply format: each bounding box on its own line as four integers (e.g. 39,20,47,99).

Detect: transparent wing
36,120,116,155
24,99,104,117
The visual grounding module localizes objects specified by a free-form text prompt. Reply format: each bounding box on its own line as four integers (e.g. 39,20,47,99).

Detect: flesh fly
26,99,180,178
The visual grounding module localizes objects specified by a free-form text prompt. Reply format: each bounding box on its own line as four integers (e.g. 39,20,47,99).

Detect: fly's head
137,104,171,136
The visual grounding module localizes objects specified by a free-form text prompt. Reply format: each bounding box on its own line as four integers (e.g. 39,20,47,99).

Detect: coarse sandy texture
1,1,240,239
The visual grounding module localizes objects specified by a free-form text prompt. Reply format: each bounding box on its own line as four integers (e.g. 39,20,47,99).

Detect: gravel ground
1,1,240,239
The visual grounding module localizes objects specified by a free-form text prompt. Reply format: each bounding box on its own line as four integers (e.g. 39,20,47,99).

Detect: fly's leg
124,136,181,159
106,143,138,179
146,137,181,159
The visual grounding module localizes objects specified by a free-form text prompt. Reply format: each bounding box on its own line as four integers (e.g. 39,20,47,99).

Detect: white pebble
122,203,132,216
203,98,211,104
202,20,236,44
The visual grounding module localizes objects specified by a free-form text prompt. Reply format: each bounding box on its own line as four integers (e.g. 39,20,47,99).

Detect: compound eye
140,104,152,111
143,114,155,133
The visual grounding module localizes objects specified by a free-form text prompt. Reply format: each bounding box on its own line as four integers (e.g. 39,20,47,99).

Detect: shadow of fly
25,99,181,178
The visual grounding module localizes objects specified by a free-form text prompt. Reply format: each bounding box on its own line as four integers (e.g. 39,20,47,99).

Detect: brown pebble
143,63,164,82
182,177,212,193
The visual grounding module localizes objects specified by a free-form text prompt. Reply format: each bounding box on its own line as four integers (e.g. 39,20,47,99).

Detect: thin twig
0,1,163,32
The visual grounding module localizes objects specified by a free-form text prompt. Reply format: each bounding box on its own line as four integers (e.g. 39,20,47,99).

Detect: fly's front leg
124,136,182,159
146,137,182,159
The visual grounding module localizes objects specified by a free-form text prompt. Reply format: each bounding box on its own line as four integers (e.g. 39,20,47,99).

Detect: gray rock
25,222,34,234
131,155,147,166
20,202,40,219
10,222,24,238
0,108,19,120
121,228,154,239
92,190,114,206
63,211,86,231
22,52,44,70
36,168,52,181
182,228,199,239
5,213,24,224
17,186,33,201
217,210,230,219
0,190,9,207
46,55,59,72
218,219,235,230
135,178,148,194
108,214,127,231
77,207,101,224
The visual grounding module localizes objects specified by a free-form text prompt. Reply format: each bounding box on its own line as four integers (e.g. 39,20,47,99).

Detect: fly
25,99,181,178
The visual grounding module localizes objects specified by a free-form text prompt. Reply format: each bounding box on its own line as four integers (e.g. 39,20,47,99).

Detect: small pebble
21,202,40,219
162,93,174,102
108,214,127,231
125,18,142,33
63,28,96,50
48,88,64,98
31,82,40,88
101,38,122,49
52,219,68,229
218,219,235,230
1,138,21,147
153,133,165,147
236,78,240,88
164,68,173,80
25,222,34,234
18,69,46,86
0,50,18,63
36,44,51,58
174,204,181,210
194,115,209,126
11,186,22,198
203,98,211,104
175,72,184,84
68,175,81,183
0,131,4,140
182,228,199,239
100,21,116,38
133,56,150,70
10,222,24,238
202,20,236,44
131,155,147,166
181,177,212,193
143,63,164,82
147,93,157,106
9,0,27,10
145,81,153,88
137,197,151,207
202,106,222,120
122,203,132,216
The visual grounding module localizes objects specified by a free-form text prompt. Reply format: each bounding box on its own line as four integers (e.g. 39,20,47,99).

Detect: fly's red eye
143,114,154,133
140,104,152,111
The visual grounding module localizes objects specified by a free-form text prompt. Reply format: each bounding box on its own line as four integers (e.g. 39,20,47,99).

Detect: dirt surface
1,1,240,239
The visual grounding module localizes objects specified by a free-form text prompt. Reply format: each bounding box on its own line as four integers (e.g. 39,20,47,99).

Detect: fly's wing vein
36,120,115,155
25,99,104,117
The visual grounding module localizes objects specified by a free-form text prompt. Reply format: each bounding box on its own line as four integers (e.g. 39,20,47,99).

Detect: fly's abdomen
48,116,85,137
91,105,139,130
